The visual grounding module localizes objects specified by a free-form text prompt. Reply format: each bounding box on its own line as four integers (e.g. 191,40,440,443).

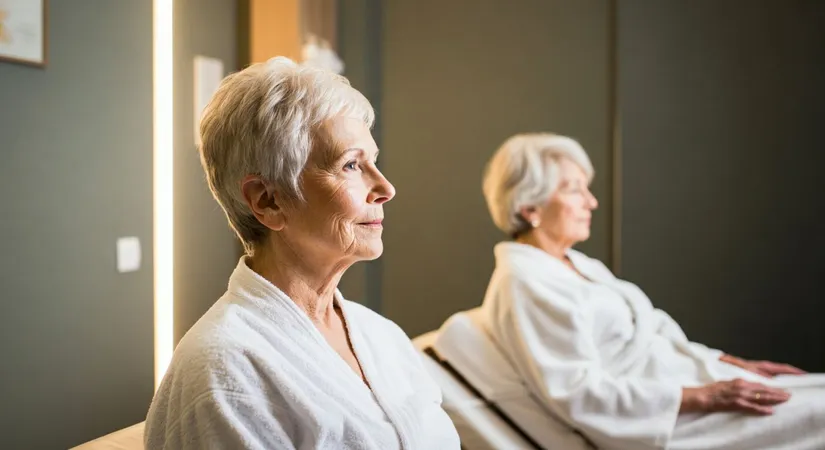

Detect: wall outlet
116,237,142,273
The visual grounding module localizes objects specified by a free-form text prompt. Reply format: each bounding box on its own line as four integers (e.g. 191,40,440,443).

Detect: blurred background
0,0,823,448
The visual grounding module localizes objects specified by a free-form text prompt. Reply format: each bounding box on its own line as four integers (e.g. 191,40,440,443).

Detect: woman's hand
720,354,807,377
681,379,791,415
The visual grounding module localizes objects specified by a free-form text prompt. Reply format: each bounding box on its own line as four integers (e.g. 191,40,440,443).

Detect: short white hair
482,133,594,237
199,57,375,254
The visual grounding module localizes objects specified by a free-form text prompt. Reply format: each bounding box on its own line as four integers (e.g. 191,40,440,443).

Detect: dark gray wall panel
0,2,153,447
619,0,825,370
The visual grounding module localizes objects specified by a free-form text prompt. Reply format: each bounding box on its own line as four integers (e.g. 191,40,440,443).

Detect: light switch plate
117,237,142,273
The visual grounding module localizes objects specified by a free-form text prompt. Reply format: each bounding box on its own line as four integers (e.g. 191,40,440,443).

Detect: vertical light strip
153,0,174,390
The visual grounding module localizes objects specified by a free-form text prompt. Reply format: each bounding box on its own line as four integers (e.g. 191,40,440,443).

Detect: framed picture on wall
0,0,47,68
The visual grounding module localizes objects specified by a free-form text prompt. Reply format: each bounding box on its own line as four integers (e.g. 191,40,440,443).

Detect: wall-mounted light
153,0,173,390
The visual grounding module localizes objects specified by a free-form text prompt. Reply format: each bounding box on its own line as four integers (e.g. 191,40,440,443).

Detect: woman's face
535,158,598,246
281,116,395,264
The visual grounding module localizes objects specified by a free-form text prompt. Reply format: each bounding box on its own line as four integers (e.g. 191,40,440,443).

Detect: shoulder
484,257,597,322
150,295,283,412
492,261,583,303
145,294,298,444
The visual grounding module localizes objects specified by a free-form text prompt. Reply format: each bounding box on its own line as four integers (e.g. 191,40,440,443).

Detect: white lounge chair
413,308,595,450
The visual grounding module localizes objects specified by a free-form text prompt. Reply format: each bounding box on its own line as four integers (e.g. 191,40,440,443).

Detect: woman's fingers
727,380,790,413
752,367,774,377
770,363,807,375
749,387,791,405
733,397,774,415
705,379,791,415
755,361,807,376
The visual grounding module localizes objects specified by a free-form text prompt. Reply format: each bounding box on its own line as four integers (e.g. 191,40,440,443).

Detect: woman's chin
355,241,384,261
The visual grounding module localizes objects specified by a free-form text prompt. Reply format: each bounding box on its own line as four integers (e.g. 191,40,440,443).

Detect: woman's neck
516,231,591,279
247,241,349,324
516,230,571,261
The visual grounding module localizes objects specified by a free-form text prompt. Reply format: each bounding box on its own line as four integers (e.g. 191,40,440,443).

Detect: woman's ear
241,175,286,232
519,205,542,228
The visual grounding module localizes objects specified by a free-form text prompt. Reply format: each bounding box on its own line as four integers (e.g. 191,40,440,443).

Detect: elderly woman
144,58,460,449
479,133,825,450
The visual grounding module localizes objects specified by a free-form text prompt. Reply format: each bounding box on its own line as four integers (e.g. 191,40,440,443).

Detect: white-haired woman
144,58,460,450
479,133,825,449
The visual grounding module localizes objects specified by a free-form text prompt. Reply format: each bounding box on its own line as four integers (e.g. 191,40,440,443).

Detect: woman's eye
344,161,358,171
568,182,587,193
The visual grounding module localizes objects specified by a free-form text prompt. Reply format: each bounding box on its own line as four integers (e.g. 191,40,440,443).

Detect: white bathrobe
144,258,460,450
480,242,825,450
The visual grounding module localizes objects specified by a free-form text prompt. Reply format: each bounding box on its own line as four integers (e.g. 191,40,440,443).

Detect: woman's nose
368,171,396,205
588,191,599,209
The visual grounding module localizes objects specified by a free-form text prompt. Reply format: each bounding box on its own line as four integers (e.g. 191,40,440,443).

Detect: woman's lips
358,219,383,228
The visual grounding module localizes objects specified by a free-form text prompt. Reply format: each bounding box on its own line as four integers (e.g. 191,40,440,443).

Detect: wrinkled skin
243,115,395,299
282,116,394,266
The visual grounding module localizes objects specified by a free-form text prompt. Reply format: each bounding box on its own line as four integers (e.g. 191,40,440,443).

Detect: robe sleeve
654,308,689,342
654,308,724,361
498,275,683,450
146,389,296,450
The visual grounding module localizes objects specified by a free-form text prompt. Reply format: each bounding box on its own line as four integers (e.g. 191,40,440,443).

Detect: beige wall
247,0,338,64
249,0,302,63
173,0,241,344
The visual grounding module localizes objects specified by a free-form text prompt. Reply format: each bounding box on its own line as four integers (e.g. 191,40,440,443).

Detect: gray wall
173,0,241,344
377,0,612,336
0,2,154,448
619,0,825,371
0,1,242,447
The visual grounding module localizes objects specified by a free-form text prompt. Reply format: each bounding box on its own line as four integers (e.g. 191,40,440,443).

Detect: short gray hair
199,57,375,254
482,133,594,237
